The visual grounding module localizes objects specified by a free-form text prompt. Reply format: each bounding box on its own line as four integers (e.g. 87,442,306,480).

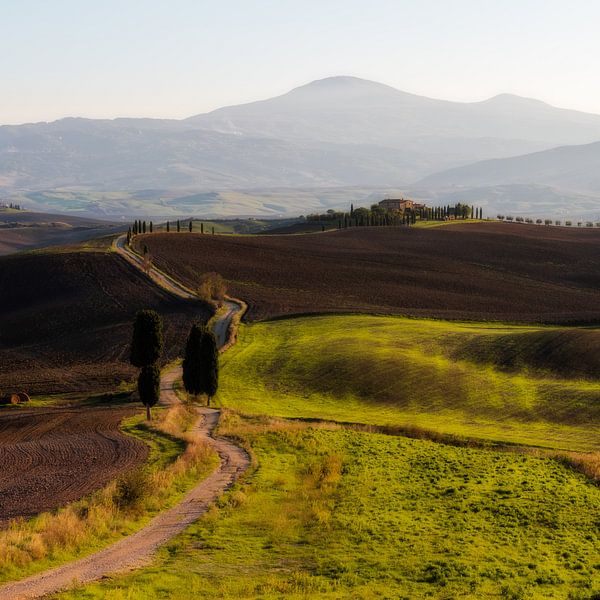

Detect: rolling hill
0,250,210,394
133,223,600,323
0,210,121,255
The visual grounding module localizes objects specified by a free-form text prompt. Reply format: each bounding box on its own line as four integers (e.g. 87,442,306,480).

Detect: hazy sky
3,0,600,124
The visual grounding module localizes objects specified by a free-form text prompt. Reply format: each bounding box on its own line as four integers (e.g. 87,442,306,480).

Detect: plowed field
0,406,147,520
133,223,600,322
0,251,210,395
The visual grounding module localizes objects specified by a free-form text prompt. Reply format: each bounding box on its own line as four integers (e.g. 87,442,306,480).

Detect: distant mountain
418,140,600,194
188,76,600,148
3,76,600,217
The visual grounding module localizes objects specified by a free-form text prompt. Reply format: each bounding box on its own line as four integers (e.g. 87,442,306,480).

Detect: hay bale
8,394,20,405
17,392,30,403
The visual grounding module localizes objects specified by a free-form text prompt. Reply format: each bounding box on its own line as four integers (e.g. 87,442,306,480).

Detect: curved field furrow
0,407,148,521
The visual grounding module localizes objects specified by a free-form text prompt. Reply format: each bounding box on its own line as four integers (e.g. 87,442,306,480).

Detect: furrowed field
134,223,600,322
58,415,600,599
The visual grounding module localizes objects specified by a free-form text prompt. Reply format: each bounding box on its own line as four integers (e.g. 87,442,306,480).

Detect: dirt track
0,237,249,599
0,406,148,522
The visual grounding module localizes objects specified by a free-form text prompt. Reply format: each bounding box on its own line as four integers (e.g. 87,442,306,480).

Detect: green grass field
215,315,600,451
58,414,600,599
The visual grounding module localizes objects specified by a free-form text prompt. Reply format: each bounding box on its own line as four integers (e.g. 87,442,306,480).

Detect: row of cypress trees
126,220,216,245
129,310,219,419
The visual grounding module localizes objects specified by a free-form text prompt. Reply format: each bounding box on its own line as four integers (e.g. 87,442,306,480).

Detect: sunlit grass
58,414,600,599
215,315,600,450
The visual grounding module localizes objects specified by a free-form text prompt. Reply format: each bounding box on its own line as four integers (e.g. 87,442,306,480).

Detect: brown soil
0,251,211,395
0,405,148,521
134,223,600,323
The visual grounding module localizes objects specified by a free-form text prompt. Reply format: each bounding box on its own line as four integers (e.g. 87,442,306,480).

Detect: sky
2,0,600,124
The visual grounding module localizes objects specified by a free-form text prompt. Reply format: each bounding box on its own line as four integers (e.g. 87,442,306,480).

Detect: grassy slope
215,315,600,451
58,416,600,599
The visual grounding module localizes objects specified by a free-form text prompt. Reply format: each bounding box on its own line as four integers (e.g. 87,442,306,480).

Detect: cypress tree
201,222,204,234
177,219,181,232
166,221,170,232
182,324,205,397
142,221,146,234
212,226,215,235
149,221,153,233
130,309,164,368
200,329,219,406
189,220,193,232
138,364,161,420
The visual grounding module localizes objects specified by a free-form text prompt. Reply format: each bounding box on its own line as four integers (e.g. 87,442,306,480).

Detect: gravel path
0,235,249,599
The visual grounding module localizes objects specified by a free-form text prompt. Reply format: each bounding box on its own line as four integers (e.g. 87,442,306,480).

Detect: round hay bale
9,394,20,405
17,392,30,403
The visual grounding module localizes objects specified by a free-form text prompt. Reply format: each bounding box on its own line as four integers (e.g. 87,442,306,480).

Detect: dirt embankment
0,405,148,521
134,223,600,323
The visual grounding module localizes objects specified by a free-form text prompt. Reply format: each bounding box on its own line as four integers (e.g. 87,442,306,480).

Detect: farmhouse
378,198,424,212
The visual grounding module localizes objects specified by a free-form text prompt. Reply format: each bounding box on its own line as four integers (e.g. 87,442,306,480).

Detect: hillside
0,250,210,394
419,139,600,196
0,210,120,255
133,223,600,323
216,315,600,450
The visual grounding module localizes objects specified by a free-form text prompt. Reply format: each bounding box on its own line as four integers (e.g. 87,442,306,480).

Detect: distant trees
130,310,164,420
182,324,219,405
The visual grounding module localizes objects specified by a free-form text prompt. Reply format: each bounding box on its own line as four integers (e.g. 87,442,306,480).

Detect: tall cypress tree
149,221,153,233
138,364,161,420
182,324,205,397
130,310,164,368
189,220,193,232
200,329,219,406
177,219,181,232
166,221,170,232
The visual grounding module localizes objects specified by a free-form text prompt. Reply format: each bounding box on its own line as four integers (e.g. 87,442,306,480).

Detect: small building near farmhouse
378,198,423,212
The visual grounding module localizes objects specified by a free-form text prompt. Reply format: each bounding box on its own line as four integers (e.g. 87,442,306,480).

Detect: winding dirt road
0,235,249,600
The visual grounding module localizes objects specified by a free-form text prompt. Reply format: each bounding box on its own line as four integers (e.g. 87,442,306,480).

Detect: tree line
306,202,483,228
129,310,219,419
497,215,600,228
127,219,216,245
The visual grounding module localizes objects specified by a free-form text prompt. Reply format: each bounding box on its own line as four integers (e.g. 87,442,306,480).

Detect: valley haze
3,77,600,220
